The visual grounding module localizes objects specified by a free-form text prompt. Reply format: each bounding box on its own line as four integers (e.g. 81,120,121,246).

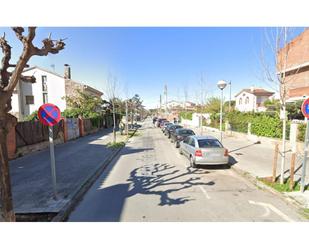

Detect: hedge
298,123,306,142
223,111,290,139
179,112,193,120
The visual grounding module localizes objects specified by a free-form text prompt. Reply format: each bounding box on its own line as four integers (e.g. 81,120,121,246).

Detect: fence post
78,118,84,137
247,122,251,136
272,143,279,182
289,153,296,190
63,118,68,143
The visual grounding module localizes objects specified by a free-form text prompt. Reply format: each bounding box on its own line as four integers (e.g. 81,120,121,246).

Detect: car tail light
224,149,228,157
195,150,203,157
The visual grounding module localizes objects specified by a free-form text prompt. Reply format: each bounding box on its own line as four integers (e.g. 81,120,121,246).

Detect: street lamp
217,80,227,142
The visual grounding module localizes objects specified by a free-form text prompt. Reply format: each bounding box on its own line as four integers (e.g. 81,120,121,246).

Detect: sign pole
300,99,309,192
300,118,309,192
49,126,58,199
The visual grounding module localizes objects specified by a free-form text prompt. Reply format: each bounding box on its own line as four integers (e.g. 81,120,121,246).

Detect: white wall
11,92,19,114
235,91,256,112
21,68,66,116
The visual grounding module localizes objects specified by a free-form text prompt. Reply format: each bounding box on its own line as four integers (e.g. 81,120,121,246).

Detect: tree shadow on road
126,163,215,206
69,163,215,221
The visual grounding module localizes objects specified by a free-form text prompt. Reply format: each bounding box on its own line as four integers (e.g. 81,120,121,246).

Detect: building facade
277,28,309,102
11,65,103,120
235,87,274,112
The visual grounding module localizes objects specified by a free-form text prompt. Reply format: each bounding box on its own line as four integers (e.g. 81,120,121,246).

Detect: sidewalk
8,127,131,219
188,125,309,209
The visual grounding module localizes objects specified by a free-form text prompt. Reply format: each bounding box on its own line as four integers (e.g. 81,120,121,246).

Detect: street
68,118,305,222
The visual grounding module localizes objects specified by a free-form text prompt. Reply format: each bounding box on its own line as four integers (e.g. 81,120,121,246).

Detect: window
189,138,196,147
178,129,195,136
183,137,190,144
43,93,48,104
239,98,242,105
245,97,249,104
198,139,223,148
42,75,48,92
25,95,34,105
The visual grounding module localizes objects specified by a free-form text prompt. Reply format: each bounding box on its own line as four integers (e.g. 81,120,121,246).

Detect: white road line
248,200,294,222
199,185,211,199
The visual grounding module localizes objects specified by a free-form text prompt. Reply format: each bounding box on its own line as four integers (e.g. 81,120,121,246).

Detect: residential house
277,28,309,102
11,64,103,120
235,87,274,112
166,100,196,111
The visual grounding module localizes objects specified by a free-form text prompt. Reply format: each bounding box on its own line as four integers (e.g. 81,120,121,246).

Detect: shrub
24,110,39,121
223,111,290,139
298,123,306,142
179,112,193,120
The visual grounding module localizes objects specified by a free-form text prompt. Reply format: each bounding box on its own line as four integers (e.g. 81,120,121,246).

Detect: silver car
179,135,229,167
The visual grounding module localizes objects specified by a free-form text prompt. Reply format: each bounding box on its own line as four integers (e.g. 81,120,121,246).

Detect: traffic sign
301,98,309,119
38,103,61,126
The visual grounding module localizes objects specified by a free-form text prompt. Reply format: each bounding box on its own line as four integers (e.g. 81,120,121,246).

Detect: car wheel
190,156,197,168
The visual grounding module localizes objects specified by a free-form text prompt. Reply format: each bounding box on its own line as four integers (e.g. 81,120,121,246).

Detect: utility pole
160,94,162,115
229,81,232,112
164,84,168,115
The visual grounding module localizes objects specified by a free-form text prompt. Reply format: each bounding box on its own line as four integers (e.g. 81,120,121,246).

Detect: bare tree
0,27,65,221
105,74,119,143
260,27,306,184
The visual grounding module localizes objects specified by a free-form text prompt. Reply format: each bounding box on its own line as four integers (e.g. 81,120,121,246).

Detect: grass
106,141,125,149
258,177,308,192
121,130,140,136
301,208,309,220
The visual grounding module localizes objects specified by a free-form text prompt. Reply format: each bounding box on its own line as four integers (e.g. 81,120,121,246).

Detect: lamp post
217,80,227,142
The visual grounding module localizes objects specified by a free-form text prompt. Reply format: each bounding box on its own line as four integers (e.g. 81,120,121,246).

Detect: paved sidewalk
9,127,129,216
188,125,309,209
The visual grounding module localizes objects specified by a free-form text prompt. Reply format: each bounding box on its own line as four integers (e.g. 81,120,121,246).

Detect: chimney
64,64,71,79
250,86,255,92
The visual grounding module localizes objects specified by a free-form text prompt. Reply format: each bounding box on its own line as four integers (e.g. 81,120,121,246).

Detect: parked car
179,135,229,168
160,120,169,129
170,128,195,148
156,118,167,127
165,124,183,138
162,122,173,134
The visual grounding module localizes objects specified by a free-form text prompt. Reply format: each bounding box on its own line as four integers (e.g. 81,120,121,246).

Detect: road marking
199,186,211,199
248,200,294,222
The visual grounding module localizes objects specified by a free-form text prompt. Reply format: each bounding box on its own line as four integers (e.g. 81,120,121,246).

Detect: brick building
277,28,309,101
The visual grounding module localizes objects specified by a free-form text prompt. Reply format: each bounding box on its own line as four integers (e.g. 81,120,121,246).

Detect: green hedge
298,123,306,142
223,111,290,139
179,112,193,120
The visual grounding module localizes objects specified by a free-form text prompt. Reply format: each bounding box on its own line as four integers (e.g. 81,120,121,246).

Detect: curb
231,166,306,212
52,128,138,222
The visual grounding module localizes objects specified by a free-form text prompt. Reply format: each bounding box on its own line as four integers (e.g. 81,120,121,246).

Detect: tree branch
32,38,65,56
0,34,12,89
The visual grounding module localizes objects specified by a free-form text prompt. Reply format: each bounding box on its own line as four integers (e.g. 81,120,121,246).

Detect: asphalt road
68,118,305,221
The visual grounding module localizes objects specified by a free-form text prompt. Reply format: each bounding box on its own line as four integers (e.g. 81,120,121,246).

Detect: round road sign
38,103,61,126
301,98,309,119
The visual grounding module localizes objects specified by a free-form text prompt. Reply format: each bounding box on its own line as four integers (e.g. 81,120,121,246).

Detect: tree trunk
113,105,116,143
0,114,16,221
280,105,287,184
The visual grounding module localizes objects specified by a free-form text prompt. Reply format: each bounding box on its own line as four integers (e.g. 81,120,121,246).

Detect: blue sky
1,27,305,108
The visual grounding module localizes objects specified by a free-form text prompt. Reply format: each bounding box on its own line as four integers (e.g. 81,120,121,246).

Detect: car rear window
197,139,222,148
178,130,195,135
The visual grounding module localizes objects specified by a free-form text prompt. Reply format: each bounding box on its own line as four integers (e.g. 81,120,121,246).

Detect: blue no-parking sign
38,103,61,126
301,98,309,119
